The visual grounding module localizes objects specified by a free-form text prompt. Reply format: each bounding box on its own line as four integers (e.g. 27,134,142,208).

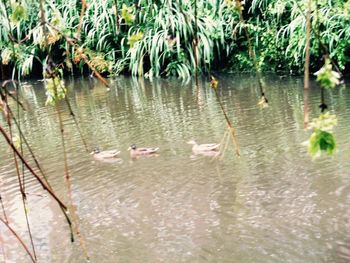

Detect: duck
187,140,220,156
128,144,159,157
91,147,120,160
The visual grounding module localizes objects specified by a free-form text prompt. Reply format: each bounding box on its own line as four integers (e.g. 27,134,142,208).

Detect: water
1,75,350,262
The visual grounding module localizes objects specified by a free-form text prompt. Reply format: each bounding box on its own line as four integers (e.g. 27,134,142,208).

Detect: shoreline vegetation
0,0,349,81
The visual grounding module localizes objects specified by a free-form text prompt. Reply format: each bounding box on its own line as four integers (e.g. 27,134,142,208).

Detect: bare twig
0,218,36,263
0,61,5,80
0,124,68,209
1,81,25,110
235,0,268,104
41,0,89,253
1,88,75,241
293,0,342,75
214,90,240,157
211,78,240,157
304,0,312,91
64,96,89,152
0,195,8,224
76,0,87,39
1,92,25,197
114,0,120,31
303,0,312,129
0,227,6,262
194,0,199,87
52,76,90,260
2,89,37,260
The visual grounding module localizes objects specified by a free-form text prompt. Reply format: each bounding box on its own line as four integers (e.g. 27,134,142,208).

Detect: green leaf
308,129,336,157
309,112,337,132
11,3,28,24
314,58,341,89
128,32,144,48
45,77,67,106
121,4,134,25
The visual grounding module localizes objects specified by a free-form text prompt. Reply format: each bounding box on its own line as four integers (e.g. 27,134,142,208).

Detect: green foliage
1,48,13,65
314,58,341,89
45,76,67,106
309,112,337,131
0,0,350,78
308,130,336,157
121,4,134,25
10,2,28,24
128,32,143,48
249,0,350,73
307,113,337,158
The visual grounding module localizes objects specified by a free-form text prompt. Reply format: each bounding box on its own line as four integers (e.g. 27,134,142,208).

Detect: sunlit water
1,75,350,262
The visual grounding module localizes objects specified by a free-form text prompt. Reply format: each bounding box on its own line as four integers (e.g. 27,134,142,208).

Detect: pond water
1,75,350,262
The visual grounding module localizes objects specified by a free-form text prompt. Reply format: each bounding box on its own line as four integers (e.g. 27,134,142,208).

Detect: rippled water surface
1,75,350,262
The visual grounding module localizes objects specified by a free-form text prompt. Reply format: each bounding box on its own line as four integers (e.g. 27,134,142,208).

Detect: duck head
90,147,100,154
128,144,137,150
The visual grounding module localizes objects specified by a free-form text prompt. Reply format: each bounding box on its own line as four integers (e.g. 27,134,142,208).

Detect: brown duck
91,147,120,160
128,144,159,157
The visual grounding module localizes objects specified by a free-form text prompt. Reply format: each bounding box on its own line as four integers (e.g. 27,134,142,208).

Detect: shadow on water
1,74,350,262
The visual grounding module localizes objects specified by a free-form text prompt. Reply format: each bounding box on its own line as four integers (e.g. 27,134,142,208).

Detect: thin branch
315,0,327,113
2,87,75,242
0,218,36,263
51,76,90,260
213,88,240,157
0,61,4,81
0,124,68,210
43,13,89,257
235,0,268,103
303,0,312,129
304,0,312,91
1,89,25,198
41,0,89,253
194,0,199,87
293,0,342,75
2,90,37,260
14,82,26,193
1,82,25,110
64,96,89,152
114,0,120,31
0,227,6,262
211,77,240,157
0,195,8,224
6,106,48,183
76,0,87,39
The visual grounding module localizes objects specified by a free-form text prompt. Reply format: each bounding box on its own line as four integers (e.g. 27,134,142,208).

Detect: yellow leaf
258,96,268,108
128,32,144,48
210,76,219,89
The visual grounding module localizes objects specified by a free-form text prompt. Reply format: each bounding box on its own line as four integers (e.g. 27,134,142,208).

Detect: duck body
128,144,159,157
91,148,120,160
187,140,220,155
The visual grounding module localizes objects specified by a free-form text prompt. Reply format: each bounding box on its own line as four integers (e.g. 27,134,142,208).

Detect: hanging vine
306,0,341,158
1,3,37,259
210,76,240,157
39,0,90,259
0,218,36,263
233,0,268,108
303,0,312,129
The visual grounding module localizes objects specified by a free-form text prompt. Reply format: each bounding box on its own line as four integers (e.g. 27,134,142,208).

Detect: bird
128,144,159,157
91,147,120,160
187,140,220,156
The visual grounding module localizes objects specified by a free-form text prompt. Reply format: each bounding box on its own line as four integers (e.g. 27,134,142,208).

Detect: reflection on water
1,75,350,262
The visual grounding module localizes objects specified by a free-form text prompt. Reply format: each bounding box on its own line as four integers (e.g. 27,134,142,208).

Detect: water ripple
1,76,350,262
